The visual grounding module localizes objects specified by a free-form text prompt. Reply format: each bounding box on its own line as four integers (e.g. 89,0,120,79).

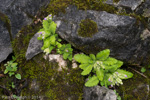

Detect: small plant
74,49,133,87
37,14,73,61
141,67,146,73
4,56,21,80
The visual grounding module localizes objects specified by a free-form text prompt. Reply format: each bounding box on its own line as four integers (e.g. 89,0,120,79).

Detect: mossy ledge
78,19,98,37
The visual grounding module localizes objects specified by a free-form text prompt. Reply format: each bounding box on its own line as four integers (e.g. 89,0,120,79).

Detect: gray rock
0,19,12,62
105,0,143,11
26,33,43,60
0,0,50,63
83,86,117,100
53,5,148,64
0,0,50,38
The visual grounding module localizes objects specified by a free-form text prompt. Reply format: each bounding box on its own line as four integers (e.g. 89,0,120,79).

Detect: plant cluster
4,56,21,80
37,14,73,61
74,49,133,87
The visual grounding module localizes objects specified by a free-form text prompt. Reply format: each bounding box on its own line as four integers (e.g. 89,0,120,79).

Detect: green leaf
11,63,17,67
81,65,93,75
9,72,15,77
15,74,21,80
89,54,96,60
103,57,117,65
74,54,91,64
37,36,43,40
49,35,56,45
85,75,99,87
96,49,110,60
56,42,62,48
68,55,72,61
43,20,49,30
79,64,89,70
4,70,8,74
49,21,57,34
96,68,104,81
42,37,51,49
63,53,69,60
141,67,146,73
117,69,133,79
104,61,123,71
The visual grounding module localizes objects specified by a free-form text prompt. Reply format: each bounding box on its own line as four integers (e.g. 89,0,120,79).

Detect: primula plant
4,56,21,80
74,49,133,87
37,14,73,61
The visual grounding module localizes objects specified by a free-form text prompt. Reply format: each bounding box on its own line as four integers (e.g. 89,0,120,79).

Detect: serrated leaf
103,57,117,65
56,42,62,48
74,54,91,64
79,64,89,70
63,53,69,60
117,69,133,79
49,21,57,34
49,35,56,45
15,74,21,80
96,68,104,81
43,20,49,30
81,65,93,75
104,61,123,71
43,37,51,49
89,54,96,60
85,75,99,87
96,49,110,60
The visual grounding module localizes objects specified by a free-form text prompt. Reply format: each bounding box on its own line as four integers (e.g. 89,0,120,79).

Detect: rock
83,86,117,100
26,33,43,60
0,0,50,38
53,5,148,64
0,19,12,62
0,0,50,63
43,54,68,71
105,0,143,11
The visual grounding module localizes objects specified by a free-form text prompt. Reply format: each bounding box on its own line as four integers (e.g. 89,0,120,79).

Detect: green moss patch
21,54,84,100
78,19,98,37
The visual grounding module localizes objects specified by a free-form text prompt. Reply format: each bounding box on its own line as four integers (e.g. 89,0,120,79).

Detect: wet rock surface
53,5,149,64
83,86,117,100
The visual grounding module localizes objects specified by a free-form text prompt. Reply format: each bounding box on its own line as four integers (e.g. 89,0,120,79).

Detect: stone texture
0,19,12,62
26,33,43,60
105,0,143,11
83,86,117,100
53,5,149,64
0,0,50,38
0,0,50,63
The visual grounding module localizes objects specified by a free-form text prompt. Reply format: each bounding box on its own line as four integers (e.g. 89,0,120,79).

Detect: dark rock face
0,0,50,39
0,20,12,62
0,0,50,63
26,33,43,60
53,5,148,64
83,86,117,100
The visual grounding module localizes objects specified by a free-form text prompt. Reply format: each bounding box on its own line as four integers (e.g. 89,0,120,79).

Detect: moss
0,11,12,41
117,67,150,99
20,54,84,100
46,0,117,15
78,19,98,37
